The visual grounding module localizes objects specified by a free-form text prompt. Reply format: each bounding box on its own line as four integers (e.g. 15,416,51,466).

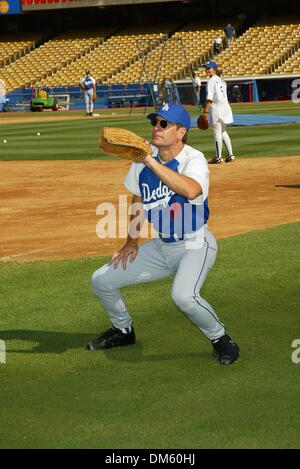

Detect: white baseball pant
211,120,233,160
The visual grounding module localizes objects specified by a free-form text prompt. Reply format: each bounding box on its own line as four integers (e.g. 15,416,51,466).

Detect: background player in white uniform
203,61,235,164
79,70,96,116
192,71,201,105
88,103,239,365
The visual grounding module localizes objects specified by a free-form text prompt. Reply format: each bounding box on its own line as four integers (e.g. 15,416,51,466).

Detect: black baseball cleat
208,158,223,164
211,334,240,365
225,155,235,163
87,326,136,350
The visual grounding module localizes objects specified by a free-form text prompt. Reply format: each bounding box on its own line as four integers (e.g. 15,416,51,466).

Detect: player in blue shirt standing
224,23,236,47
88,103,240,365
79,70,96,116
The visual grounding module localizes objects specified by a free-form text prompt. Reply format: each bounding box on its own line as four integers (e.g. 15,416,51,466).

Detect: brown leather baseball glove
99,127,152,163
197,113,209,130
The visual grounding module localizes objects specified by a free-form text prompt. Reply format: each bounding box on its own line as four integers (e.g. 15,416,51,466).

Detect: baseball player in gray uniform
203,61,235,164
88,103,239,365
79,70,96,116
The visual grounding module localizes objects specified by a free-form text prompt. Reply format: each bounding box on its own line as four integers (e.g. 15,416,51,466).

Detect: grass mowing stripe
233,108,300,115
1,116,300,160
189,124,300,158
0,222,299,448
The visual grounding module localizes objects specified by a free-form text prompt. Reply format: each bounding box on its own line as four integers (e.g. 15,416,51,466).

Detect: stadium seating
0,32,47,69
1,18,300,94
0,29,112,92
197,18,300,77
39,24,179,88
273,46,300,73
109,22,227,85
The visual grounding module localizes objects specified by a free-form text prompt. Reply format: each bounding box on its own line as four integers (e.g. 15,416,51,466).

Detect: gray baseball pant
91,228,225,341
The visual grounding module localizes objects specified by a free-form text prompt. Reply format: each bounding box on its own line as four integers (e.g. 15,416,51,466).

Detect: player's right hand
110,240,138,270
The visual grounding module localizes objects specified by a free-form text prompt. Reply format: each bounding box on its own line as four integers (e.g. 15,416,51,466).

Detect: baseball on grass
3,139,7,143
37,132,41,136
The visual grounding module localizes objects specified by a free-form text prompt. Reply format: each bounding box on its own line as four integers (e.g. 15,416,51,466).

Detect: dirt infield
0,156,299,262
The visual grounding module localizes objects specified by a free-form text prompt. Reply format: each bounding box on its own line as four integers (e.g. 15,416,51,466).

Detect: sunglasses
150,118,170,129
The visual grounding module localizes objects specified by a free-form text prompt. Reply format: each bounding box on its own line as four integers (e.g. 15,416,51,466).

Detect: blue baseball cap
147,103,191,131
203,61,218,70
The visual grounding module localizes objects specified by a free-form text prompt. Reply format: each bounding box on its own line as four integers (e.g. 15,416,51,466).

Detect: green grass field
0,102,299,449
231,101,300,115
0,102,299,160
0,223,300,449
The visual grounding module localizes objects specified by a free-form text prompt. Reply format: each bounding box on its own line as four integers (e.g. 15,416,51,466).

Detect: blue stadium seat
97,85,109,93
111,84,125,91
127,83,140,91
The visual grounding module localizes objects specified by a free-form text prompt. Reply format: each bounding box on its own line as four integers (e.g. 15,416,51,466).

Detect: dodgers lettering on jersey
138,157,209,242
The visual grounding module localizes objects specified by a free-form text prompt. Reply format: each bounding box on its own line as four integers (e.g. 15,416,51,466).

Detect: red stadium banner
21,0,179,10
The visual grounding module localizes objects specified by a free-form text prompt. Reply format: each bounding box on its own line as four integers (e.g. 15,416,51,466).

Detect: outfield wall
3,74,299,112
176,75,300,104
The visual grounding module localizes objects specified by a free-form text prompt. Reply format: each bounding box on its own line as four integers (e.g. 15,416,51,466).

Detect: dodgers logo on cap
147,103,191,130
203,61,218,70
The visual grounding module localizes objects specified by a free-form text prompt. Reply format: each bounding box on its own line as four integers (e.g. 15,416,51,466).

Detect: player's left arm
143,156,202,200
203,100,212,113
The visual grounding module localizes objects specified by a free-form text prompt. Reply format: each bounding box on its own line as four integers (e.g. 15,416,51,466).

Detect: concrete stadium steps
273,44,300,74
107,21,235,85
